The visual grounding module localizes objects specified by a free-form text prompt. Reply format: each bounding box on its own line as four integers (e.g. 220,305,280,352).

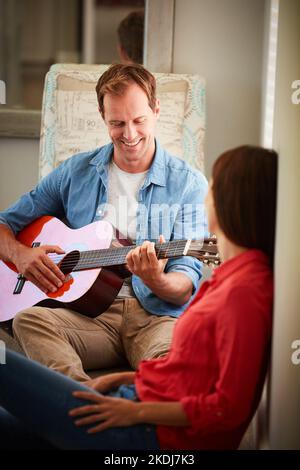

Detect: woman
0,145,278,450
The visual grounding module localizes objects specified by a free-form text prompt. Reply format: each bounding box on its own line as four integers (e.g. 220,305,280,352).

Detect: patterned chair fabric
39,63,206,179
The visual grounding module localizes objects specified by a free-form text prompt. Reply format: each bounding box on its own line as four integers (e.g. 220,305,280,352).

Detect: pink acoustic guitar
0,216,219,322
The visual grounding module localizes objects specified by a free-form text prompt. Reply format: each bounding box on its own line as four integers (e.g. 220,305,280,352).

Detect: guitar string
45,253,217,272
47,241,187,259
46,241,191,269
44,238,215,264
43,242,217,270
43,240,188,264
55,253,216,272
44,242,214,267
21,238,216,271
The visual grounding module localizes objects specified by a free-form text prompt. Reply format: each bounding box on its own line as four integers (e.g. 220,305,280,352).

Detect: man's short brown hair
95,63,156,118
117,11,144,64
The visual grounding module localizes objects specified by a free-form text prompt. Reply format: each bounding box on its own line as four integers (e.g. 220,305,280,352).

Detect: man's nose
123,123,137,141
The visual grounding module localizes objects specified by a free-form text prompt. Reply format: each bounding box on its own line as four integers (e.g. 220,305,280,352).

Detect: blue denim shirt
0,140,208,318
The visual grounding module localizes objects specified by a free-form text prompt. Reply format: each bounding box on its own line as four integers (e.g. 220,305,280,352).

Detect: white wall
0,138,39,210
269,0,300,449
173,0,265,176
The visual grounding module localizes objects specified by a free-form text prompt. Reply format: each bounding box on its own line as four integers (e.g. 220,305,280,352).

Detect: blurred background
0,0,145,110
0,4,299,450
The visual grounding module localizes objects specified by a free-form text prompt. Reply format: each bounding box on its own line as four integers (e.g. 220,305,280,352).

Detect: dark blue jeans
0,350,159,450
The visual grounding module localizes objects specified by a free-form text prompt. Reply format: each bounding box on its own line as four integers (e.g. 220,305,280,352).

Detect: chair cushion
39,64,206,178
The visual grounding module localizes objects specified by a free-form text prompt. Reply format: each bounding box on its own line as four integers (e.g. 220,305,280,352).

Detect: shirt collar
89,139,167,187
145,140,167,187
211,249,271,282
89,143,114,169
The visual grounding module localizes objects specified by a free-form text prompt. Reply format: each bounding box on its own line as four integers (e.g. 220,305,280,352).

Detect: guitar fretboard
73,240,190,271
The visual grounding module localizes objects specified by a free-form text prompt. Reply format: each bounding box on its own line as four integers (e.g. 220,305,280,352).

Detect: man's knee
13,307,52,338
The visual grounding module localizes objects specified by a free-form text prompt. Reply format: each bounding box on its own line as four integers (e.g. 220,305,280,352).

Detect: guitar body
0,217,219,323
0,217,127,322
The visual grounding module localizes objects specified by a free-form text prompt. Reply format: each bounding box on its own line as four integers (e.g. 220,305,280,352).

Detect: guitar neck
72,240,191,272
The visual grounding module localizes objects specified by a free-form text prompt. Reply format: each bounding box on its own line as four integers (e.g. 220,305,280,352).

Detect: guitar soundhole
59,250,80,275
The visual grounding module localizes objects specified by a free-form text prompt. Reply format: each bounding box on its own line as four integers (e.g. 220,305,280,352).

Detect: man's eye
111,122,123,127
135,118,146,124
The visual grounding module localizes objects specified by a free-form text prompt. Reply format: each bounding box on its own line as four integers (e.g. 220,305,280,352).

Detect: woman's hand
69,391,139,433
84,371,136,393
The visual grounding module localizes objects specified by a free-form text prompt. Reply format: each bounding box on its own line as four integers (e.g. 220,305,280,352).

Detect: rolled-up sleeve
166,256,202,293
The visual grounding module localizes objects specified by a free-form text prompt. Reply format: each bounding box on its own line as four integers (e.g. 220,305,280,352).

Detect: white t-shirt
103,160,147,297
103,160,147,241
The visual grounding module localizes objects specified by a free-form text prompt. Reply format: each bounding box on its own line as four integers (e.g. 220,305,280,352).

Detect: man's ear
154,98,160,118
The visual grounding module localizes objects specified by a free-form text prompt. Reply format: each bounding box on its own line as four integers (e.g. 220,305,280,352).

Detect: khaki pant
12,298,176,382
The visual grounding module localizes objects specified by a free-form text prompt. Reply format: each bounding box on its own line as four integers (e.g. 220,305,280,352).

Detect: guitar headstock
187,236,220,266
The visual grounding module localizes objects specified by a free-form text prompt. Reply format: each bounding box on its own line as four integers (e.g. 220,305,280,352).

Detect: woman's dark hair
212,145,278,267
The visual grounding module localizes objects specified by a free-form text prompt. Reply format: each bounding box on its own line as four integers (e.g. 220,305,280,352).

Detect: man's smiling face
103,82,160,172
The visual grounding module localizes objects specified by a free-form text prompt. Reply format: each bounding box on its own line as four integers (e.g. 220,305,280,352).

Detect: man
117,10,144,64
0,64,208,382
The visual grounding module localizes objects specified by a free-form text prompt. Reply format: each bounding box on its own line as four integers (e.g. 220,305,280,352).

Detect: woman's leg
0,350,159,450
0,408,55,449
